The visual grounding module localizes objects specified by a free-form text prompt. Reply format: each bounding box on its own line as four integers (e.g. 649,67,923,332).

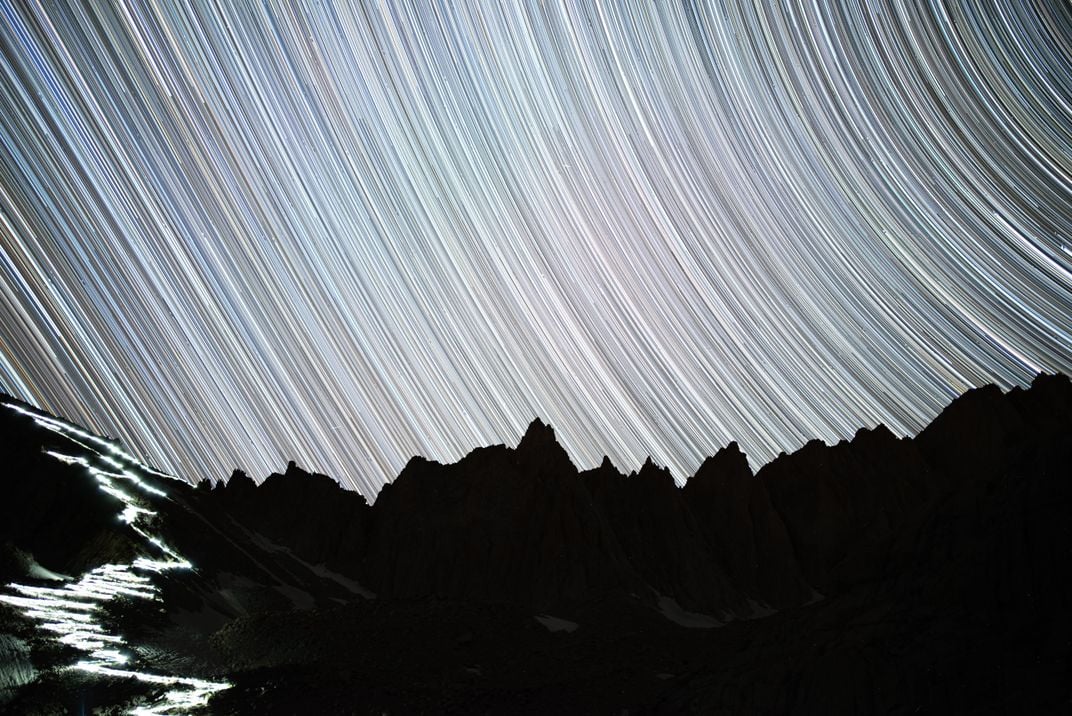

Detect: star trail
0,1,1069,496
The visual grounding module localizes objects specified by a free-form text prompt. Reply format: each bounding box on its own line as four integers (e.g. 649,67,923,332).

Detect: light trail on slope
0,401,229,715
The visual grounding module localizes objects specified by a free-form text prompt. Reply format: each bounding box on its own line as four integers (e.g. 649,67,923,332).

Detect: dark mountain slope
755,422,937,597
658,376,1072,714
360,420,646,608
682,441,810,608
203,374,1072,621
211,461,371,579
581,456,743,614
0,373,1069,714
0,399,141,581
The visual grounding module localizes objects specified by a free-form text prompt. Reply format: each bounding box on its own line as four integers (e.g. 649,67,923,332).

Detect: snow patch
243,529,376,599
743,599,777,619
275,585,315,610
658,597,722,629
24,556,69,582
215,572,256,615
306,562,376,600
534,614,579,633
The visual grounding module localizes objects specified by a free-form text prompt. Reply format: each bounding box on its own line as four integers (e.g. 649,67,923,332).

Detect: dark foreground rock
0,373,1069,713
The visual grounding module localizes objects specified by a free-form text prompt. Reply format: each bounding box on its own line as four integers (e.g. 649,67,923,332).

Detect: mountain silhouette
1,374,1070,713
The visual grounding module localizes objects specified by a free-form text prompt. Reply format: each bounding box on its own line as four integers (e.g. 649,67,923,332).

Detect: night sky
0,1,1069,496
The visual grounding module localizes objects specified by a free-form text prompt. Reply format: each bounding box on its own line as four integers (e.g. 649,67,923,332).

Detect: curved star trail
0,1,1069,495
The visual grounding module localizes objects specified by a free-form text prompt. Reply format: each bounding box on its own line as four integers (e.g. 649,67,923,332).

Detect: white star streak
0,1,1069,493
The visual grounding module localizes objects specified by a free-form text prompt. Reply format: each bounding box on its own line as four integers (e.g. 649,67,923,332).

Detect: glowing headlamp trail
0,402,230,715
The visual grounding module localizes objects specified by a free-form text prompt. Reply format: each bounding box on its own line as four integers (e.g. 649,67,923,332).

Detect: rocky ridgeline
202,373,1071,618
2,374,1070,713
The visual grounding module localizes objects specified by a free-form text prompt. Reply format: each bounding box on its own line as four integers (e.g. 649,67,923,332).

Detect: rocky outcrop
756,423,936,597
360,420,643,608
658,375,1072,715
582,456,742,614
683,442,810,608
0,397,140,580
3,375,1071,714
197,373,1072,618
213,462,370,577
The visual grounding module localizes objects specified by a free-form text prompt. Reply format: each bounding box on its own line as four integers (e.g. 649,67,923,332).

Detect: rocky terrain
1,373,1070,713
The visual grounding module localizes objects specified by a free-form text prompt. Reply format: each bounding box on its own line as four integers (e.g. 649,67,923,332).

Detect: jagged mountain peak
2,375,1071,713
513,416,576,474
634,456,674,485
266,459,346,493
852,422,898,443
686,441,753,492
516,416,556,449
224,467,256,492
